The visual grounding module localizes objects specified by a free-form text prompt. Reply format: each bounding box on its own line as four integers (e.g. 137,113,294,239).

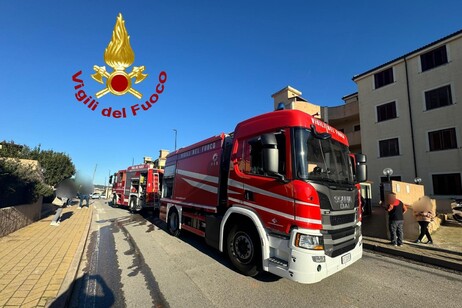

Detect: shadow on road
50,274,115,308
59,211,73,223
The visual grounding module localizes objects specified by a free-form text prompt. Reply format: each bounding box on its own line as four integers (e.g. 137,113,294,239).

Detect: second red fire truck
159,109,367,284
110,163,163,212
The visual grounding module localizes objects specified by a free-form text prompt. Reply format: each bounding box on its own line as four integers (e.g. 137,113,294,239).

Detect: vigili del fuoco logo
71,13,167,118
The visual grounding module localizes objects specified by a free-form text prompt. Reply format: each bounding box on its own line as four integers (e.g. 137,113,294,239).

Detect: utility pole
173,129,178,151
107,169,111,198
92,164,98,183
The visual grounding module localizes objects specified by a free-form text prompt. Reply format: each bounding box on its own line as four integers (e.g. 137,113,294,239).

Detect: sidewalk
363,224,462,272
0,205,92,307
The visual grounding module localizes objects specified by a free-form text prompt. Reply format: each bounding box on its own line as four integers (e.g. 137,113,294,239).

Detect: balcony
328,100,359,122
346,130,361,147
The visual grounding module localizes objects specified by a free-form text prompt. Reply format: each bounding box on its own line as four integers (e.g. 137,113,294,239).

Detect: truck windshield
293,127,354,186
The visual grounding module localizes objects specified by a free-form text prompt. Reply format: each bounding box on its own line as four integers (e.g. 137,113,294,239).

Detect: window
354,125,360,131
239,131,286,176
421,45,448,72
377,101,397,122
162,164,176,198
425,85,452,110
428,128,457,151
374,67,394,89
432,173,462,195
379,138,400,157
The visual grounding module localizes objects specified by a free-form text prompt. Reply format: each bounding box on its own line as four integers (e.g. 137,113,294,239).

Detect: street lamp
173,129,178,151
383,168,393,182
414,177,422,185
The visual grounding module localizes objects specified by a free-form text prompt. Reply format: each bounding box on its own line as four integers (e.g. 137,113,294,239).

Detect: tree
36,150,75,187
0,141,76,198
0,158,53,207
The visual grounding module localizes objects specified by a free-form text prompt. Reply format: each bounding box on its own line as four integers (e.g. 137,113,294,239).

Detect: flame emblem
91,13,147,99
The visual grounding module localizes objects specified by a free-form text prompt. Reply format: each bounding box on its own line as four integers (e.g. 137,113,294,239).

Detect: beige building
328,92,361,153
271,86,362,153
353,30,462,202
153,149,169,169
271,86,322,117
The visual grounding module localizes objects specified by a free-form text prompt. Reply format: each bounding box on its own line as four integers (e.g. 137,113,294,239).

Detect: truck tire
226,224,261,277
168,209,181,237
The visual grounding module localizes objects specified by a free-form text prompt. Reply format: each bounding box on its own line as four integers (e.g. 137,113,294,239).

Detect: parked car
91,193,101,199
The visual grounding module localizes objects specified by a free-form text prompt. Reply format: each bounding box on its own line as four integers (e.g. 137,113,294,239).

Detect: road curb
363,236,462,256
46,206,94,307
363,241,462,272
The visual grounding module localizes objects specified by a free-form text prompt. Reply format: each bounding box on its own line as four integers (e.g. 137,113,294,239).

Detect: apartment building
353,30,462,201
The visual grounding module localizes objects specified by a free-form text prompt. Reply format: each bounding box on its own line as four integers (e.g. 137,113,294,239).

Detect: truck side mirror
260,134,288,183
355,154,367,183
109,175,113,184
261,133,279,175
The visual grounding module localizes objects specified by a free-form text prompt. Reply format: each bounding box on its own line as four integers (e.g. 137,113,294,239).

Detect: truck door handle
244,190,254,201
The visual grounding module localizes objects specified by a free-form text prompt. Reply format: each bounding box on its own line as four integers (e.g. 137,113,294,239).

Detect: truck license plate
341,253,351,264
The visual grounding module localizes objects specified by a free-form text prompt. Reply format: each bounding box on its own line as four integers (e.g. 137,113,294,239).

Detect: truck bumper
267,233,362,284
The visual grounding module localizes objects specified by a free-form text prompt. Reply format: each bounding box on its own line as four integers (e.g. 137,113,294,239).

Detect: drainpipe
404,57,418,178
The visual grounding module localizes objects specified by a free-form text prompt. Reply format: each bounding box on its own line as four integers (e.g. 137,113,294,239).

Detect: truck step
268,257,288,267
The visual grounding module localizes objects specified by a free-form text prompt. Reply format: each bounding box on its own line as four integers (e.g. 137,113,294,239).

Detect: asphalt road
70,200,462,308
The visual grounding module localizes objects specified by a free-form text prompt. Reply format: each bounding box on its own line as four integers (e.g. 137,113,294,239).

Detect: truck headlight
295,233,323,250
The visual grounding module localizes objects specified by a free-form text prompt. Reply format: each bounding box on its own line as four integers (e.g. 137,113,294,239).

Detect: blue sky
1,0,461,185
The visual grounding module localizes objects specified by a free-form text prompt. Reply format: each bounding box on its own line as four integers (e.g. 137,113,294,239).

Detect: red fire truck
160,109,367,284
110,169,126,206
110,163,163,212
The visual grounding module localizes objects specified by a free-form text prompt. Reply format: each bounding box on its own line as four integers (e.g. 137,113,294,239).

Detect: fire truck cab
110,169,126,207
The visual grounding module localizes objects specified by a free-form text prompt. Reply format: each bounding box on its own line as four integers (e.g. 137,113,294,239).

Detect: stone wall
0,197,43,237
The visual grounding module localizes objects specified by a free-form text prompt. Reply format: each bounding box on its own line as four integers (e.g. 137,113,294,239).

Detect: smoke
55,178,77,199
55,171,94,198
74,171,94,195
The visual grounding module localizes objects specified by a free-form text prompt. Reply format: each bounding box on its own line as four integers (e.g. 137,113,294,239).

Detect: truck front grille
329,214,355,226
322,226,359,258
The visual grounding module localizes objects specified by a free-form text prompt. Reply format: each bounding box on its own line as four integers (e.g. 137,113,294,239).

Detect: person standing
79,193,89,208
381,193,408,247
413,196,434,244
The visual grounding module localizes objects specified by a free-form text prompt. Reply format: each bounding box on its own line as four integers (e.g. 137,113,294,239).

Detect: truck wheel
226,224,261,277
168,209,181,237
